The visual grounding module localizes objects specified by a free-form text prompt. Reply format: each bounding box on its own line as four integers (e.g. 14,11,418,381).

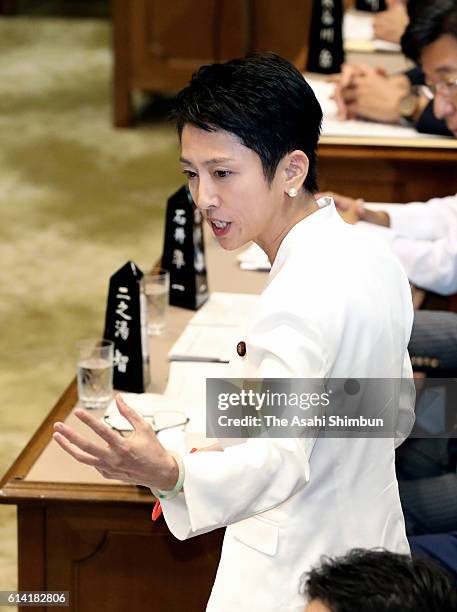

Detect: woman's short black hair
172,53,322,193
302,548,457,612
402,0,457,64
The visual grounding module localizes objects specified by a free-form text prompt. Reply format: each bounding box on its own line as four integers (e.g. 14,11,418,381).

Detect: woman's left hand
53,394,178,489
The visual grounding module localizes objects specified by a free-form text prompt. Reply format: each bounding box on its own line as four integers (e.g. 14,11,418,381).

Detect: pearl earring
287,187,298,198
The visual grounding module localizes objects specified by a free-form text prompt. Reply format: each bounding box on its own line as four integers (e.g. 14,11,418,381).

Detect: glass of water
142,269,169,335
76,338,114,410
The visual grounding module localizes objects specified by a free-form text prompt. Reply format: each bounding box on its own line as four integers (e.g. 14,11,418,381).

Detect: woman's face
180,124,285,251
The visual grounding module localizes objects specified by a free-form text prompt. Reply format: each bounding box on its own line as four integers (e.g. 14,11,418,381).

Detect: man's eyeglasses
422,76,457,99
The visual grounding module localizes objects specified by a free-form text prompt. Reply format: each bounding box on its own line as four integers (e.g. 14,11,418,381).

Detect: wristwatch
399,92,420,123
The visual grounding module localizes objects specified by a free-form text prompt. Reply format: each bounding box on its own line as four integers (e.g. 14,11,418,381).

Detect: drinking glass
76,338,114,409
142,269,169,335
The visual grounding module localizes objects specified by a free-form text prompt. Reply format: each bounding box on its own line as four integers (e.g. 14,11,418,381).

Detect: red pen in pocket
151,447,198,522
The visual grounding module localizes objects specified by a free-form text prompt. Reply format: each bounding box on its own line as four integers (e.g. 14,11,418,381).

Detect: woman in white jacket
53,54,415,611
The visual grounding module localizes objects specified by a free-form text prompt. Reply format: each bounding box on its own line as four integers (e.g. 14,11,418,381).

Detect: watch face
399,94,418,118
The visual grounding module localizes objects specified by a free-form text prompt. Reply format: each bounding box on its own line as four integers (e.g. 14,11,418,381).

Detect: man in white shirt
323,1,457,546
328,194,457,296
325,0,457,295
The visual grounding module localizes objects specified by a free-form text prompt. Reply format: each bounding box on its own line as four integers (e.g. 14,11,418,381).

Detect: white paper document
103,359,228,450
343,10,401,53
189,291,258,327
103,294,256,446
237,243,271,271
103,392,187,432
306,77,435,140
322,117,429,139
165,361,229,413
165,361,229,447
168,324,240,362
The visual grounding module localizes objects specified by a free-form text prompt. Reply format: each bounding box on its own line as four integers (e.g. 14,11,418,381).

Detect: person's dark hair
402,0,457,63
302,548,457,612
172,53,322,193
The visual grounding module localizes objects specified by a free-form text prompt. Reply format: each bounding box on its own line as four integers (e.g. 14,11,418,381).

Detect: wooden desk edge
0,379,151,505
319,138,457,156
0,480,152,505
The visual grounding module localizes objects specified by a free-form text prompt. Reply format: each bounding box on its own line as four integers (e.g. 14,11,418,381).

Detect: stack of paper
237,243,271,271
307,79,339,118
103,294,257,448
103,362,227,449
103,392,187,432
165,361,229,417
306,77,435,140
343,10,401,53
168,325,240,362
166,361,232,447
168,292,258,362
321,117,432,139
190,291,259,326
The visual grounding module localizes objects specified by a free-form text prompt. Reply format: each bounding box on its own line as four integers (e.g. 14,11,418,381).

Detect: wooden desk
318,136,457,203
0,236,267,612
112,2,457,204
315,44,457,203
0,0,17,14
112,0,313,127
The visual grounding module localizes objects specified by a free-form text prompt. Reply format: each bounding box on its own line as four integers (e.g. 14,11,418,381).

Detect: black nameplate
161,185,209,310
355,0,386,12
103,261,150,393
307,0,345,74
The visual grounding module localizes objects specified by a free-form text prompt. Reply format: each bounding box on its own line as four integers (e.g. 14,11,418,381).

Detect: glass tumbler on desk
142,269,169,335
76,338,114,409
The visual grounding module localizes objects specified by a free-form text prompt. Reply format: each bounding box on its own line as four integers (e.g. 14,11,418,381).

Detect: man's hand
318,191,391,227
345,71,410,123
373,3,409,44
411,284,426,310
53,394,179,490
334,65,410,123
318,191,364,224
331,63,365,120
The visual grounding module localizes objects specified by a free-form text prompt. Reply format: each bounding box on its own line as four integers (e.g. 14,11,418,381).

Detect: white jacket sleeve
161,312,325,541
357,196,457,295
388,231,457,295
394,352,416,449
385,195,457,241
